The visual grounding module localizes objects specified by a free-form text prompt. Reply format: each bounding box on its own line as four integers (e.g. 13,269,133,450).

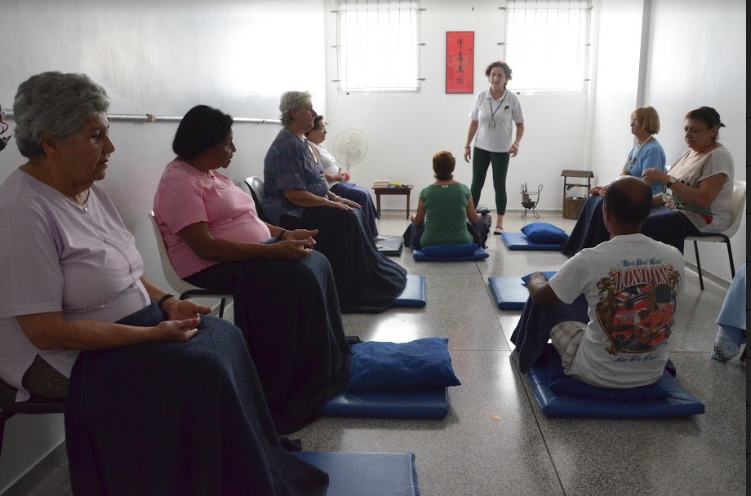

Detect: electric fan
332,129,368,171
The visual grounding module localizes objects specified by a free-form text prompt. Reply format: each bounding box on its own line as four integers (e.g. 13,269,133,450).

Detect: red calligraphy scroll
446,31,474,94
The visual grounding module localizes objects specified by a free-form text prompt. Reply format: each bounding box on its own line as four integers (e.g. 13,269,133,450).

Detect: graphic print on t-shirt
595,261,682,355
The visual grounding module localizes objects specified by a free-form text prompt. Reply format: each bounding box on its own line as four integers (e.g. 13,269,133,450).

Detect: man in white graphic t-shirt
526,176,684,389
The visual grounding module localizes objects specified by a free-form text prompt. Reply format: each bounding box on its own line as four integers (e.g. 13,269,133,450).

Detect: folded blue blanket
716,264,745,330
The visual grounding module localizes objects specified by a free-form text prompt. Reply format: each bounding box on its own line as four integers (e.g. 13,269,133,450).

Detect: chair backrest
723,180,746,238
244,176,270,223
149,212,203,295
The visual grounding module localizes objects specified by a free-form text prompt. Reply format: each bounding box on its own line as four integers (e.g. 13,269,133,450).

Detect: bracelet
513,141,520,147
464,146,471,149
278,229,287,240
157,293,175,311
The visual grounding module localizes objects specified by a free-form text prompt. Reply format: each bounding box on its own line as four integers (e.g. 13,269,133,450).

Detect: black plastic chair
244,176,271,223
0,377,65,464
685,180,745,290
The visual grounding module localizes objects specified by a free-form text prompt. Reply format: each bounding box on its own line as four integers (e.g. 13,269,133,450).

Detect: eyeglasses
630,120,640,126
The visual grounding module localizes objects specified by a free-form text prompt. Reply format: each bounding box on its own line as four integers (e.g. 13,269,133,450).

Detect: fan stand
521,183,542,219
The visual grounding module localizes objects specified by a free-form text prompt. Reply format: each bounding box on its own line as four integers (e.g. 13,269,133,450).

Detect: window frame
500,0,594,94
332,0,425,94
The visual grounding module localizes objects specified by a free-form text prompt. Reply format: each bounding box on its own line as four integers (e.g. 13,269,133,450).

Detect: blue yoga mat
293,452,420,496
501,232,563,251
376,236,404,256
392,275,426,308
527,346,705,418
488,276,529,310
413,246,489,261
321,388,449,419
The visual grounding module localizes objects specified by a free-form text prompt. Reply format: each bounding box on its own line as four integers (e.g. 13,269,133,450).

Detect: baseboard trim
683,261,731,295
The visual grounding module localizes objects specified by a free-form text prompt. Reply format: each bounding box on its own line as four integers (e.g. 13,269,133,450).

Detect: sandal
493,227,504,235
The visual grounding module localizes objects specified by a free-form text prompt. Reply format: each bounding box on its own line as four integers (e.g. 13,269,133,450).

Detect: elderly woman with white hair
0,72,330,495
263,91,407,313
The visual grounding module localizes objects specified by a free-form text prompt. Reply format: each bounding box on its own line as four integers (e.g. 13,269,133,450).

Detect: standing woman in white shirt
464,61,525,234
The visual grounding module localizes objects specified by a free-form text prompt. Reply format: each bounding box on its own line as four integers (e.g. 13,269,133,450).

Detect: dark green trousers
470,147,510,215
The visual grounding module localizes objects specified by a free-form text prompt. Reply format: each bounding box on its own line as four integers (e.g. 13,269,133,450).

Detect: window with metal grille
333,0,424,93
502,0,593,92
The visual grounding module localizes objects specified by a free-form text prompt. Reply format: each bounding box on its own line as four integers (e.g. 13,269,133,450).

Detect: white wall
587,0,644,182
644,0,746,281
323,0,589,212
588,0,745,282
0,0,326,491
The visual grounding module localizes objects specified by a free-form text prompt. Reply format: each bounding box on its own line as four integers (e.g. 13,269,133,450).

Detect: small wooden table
560,170,594,220
372,185,414,219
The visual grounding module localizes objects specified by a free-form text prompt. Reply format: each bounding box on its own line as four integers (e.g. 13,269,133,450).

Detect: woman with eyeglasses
589,106,667,197
562,107,666,257
263,91,407,314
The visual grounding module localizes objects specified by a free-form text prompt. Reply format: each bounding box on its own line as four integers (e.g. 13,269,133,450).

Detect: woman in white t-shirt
306,115,380,236
463,61,525,235
642,106,734,234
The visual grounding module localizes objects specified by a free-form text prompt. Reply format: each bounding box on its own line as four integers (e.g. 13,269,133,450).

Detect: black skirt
66,303,329,496
282,206,407,313
186,251,351,434
561,195,698,257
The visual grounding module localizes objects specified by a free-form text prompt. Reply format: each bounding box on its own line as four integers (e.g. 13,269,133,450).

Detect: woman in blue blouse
562,106,666,257
590,106,666,196
263,91,407,313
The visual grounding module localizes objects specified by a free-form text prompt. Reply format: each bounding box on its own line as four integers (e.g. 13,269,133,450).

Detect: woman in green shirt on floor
403,151,489,249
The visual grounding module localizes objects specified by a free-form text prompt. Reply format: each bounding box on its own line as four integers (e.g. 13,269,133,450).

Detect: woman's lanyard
620,146,641,176
487,90,507,130
621,136,652,175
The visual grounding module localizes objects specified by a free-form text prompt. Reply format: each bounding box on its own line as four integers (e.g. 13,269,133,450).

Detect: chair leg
725,240,735,278
741,346,746,363
693,240,704,290
0,411,14,464
218,298,226,318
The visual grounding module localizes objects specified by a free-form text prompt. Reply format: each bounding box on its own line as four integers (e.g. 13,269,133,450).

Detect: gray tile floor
4,210,746,496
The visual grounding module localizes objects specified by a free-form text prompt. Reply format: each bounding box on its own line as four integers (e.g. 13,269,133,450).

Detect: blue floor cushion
527,345,705,418
347,338,460,392
322,336,459,419
376,236,404,256
501,232,564,251
293,452,420,496
392,275,426,308
413,243,489,261
521,222,569,244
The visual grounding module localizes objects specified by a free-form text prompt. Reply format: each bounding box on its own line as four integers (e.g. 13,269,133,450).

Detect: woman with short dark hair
403,151,488,250
154,104,351,435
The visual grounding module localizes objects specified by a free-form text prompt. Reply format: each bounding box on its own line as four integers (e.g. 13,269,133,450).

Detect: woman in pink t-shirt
154,105,350,434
